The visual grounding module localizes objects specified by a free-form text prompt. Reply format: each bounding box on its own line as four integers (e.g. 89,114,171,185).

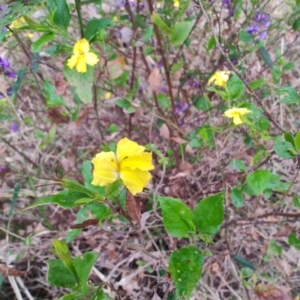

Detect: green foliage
43,81,64,107
53,0,71,30
31,32,55,52
246,170,271,195
168,246,203,299
159,196,195,237
170,21,194,46
193,193,224,235
84,18,113,40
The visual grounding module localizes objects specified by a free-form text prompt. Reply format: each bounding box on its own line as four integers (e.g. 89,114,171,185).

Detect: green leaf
157,94,171,110
259,46,273,69
207,36,216,51
54,0,71,30
271,66,282,84
284,131,295,147
170,21,194,47
267,240,282,256
193,193,224,235
43,81,64,107
246,170,270,195
239,30,252,43
84,18,113,40
151,12,172,34
293,195,300,207
292,17,300,30
31,32,55,53
74,251,99,294
249,78,264,90
233,254,256,270
53,240,79,283
229,159,247,172
90,287,114,300
282,62,295,71
193,95,211,111
46,259,77,288
294,130,300,151
63,65,94,103
158,196,195,238
226,75,244,100
24,190,87,210
288,233,300,250
168,246,203,299
275,87,298,104
230,188,244,208
87,202,111,221
273,140,295,159
62,178,95,198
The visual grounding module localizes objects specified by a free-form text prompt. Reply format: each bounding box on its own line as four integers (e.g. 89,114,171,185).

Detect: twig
74,0,84,38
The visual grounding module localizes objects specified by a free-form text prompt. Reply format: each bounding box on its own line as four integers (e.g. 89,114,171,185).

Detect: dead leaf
159,123,170,139
148,67,162,93
171,137,187,144
255,284,292,300
75,108,90,125
70,219,99,229
106,57,126,79
0,264,27,277
140,212,150,232
126,191,141,224
47,107,69,124
152,293,162,300
55,73,69,95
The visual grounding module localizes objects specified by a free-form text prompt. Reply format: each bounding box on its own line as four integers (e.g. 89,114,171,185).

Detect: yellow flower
67,38,99,73
208,71,231,87
173,0,180,7
105,92,112,99
9,17,26,30
92,138,154,195
224,107,251,125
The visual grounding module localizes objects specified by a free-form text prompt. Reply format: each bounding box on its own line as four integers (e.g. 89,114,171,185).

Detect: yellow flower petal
120,168,152,195
92,152,119,186
173,0,180,7
73,38,90,55
105,92,112,99
208,71,231,87
76,55,87,73
67,55,78,69
120,152,154,171
117,138,145,162
84,52,99,67
224,107,251,125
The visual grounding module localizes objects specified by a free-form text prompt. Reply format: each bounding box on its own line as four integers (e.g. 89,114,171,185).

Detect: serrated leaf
84,18,113,40
246,170,270,195
158,196,195,237
170,21,194,46
31,32,55,53
151,12,172,34
193,193,224,235
168,246,203,299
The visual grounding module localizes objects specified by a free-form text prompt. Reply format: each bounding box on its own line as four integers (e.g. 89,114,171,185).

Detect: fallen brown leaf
126,191,141,224
148,67,162,93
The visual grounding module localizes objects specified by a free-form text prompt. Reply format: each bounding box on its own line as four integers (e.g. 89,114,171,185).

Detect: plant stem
75,0,84,38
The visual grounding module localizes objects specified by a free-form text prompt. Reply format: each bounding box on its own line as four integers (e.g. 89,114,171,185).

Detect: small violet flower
11,122,19,133
247,12,271,40
222,0,235,17
0,87,14,99
174,101,188,115
0,57,16,79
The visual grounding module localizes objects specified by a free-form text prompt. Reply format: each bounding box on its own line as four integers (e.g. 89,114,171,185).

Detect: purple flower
186,78,200,89
11,122,19,133
174,101,188,114
0,57,10,70
247,11,271,40
223,0,235,17
0,87,14,99
5,70,16,78
247,25,259,35
0,166,6,172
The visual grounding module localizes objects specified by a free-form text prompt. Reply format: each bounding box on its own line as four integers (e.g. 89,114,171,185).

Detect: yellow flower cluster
224,107,251,125
208,71,231,87
92,138,154,195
